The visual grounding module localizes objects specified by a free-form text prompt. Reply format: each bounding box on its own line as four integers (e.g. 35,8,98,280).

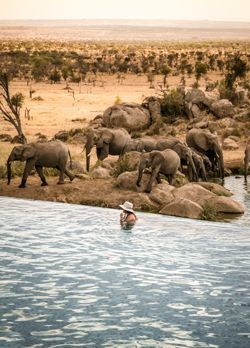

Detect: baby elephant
136,149,180,193
7,140,74,188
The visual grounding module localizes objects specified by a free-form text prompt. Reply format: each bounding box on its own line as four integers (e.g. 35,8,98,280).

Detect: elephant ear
102,130,113,144
22,146,36,160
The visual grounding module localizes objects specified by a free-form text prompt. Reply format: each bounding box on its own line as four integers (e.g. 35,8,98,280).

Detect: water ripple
0,177,249,347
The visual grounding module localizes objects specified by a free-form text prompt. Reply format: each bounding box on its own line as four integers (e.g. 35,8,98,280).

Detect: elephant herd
5,126,249,191
85,126,226,192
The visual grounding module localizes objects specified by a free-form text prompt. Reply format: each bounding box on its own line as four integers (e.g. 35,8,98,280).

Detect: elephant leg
167,174,173,185
145,164,161,193
64,168,75,181
56,165,65,185
156,173,162,184
19,159,35,188
35,165,48,186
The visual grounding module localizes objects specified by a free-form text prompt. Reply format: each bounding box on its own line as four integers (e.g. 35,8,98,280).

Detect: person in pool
119,201,137,229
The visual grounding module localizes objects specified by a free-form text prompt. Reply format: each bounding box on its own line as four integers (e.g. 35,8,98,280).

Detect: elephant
190,148,208,181
123,137,157,153
85,127,131,172
136,149,181,193
186,128,224,180
156,138,198,182
244,141,250,180
7,140,74,188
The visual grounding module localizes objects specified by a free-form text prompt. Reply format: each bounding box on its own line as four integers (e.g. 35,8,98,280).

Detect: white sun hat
119,201,135,214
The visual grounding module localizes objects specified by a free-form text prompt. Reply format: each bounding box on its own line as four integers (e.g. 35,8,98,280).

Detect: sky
0,0,250,22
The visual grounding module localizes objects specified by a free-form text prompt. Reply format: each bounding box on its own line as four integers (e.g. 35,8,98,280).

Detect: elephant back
102,103,151,131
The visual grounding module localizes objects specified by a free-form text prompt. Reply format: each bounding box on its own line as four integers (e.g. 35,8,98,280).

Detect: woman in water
119,201,137,229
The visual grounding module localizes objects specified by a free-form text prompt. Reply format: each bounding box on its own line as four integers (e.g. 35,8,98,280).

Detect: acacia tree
0,74,27,144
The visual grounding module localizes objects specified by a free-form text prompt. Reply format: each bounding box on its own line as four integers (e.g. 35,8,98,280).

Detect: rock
210,196,245,214
216,117,236,128
102,103,151,131
191,104,203,119
185,88,206,104
210,99,235,118
197,182,232,197
0,133,12,142
160,198,203,219
193,120,209,129
203,91,220,107
92,167,111,178
173,183,216,206
67,160,85,174
228,135,240,142
223,138,239,150
234,109,250,122
230,88,246,106
149,182,175,205
54,130,69,142
101,158,117,170
116,170,150,191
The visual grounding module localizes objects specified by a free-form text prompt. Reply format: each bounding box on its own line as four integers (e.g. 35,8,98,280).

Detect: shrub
111,154,136,177
200,201,218,221
114,95,122,104
161,88,185,120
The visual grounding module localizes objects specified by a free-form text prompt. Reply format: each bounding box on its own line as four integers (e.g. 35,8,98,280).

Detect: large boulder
210,99,235,118
172,183,216,206
92,167,111,178
185,89,206,104
160,198,203,219
67,160,85,174
197,182,232,197
116,170,150,191
223,137,239,150
210,196,245,214
149,182,175,206
102,103,151,131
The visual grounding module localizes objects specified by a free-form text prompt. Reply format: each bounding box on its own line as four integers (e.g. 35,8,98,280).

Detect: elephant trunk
7,158,12,185
217,146,224,180
188,154,198,182
136,163,145,187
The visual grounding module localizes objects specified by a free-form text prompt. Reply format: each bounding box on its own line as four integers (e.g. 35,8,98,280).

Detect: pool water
0,176,249,347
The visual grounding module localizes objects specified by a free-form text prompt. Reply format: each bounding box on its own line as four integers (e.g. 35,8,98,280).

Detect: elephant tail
68,150,73,169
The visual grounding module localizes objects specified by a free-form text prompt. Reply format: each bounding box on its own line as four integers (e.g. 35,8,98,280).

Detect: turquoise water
0,177,249,347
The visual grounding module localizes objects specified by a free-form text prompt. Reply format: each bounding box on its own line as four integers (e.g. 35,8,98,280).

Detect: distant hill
0,19,250,41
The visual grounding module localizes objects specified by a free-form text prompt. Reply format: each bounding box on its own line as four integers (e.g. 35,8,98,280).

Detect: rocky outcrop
223,137,239,150
149,182,175,205
172,183,216,206
102,103,151,131
160,198,203,219
92,167,111,178
209,196,245,214
210,99,235,118
197,182,232,197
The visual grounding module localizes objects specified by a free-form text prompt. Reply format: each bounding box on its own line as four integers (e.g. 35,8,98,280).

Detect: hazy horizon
1,0,250,22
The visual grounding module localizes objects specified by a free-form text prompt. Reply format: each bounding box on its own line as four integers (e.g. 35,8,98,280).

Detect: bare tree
0,74,27,144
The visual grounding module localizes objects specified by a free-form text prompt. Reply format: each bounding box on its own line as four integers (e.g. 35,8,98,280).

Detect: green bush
200,201,218,221
111,154,136,177
161,88,185,120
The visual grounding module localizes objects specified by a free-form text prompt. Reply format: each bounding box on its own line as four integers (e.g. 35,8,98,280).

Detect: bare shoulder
126,213,137,222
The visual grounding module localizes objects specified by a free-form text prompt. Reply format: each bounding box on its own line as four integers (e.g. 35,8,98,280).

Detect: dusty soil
0,176,156,213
